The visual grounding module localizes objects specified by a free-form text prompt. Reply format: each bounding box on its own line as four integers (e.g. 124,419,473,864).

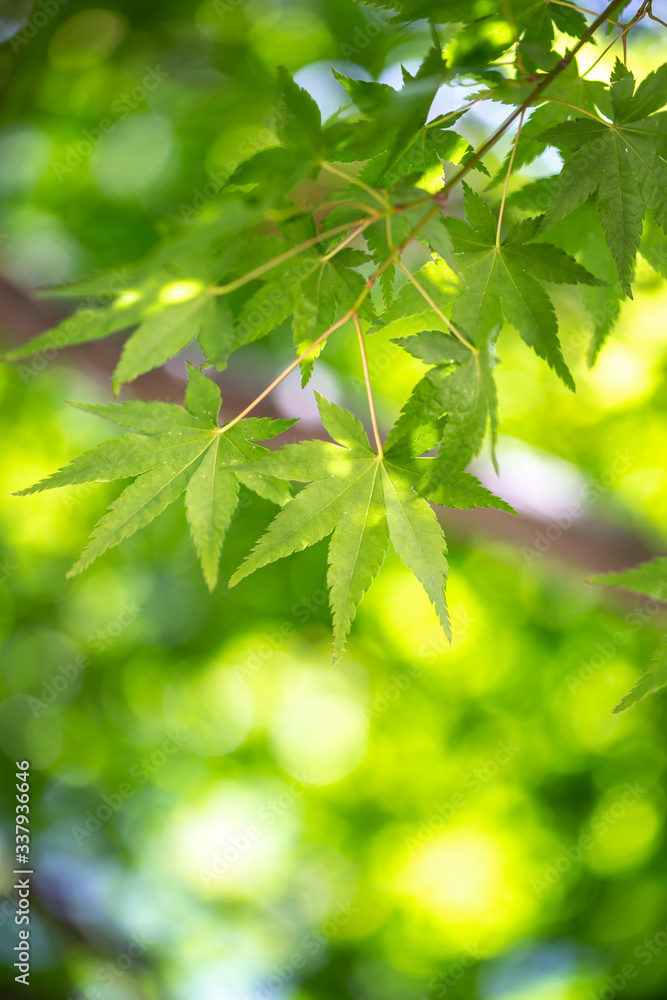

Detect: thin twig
219,311,355,433
219,0,628,436
320,224,367,262
425,95,487,129
648,3,667,28
496,107,526,245
312,195,378,216
549,0,623,28
210,215,380,296
320,160,390,210
353,313,383,456
396,261,477,354
582,5,647,78
441,0,628,188
540,97,608,121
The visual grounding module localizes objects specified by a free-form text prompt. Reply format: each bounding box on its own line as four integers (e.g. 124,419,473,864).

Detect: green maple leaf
590,557,667,712
292,248,371,384
225,67,324,199
333,53,485,196
112,287,220,391
228,393,512,660
373,257,460,338
16,364,296,590
276,65,322,156
487,66,607,186
2,197,262,380
508,0,589,71
590,557,667,601
537,60,667,296
345,43,449,155
444,183,604,388
365,202,432,308
614,641,667,715
513,0,589,40
360,124,481,191
357,0,497,24
332,46,484,194
508,180,624,364
389,330,499,476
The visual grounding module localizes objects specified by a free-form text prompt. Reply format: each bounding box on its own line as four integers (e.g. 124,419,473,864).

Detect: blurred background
1,0,667,998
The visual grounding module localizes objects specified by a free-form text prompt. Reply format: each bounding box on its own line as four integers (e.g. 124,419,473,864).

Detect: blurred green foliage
1,1,667,999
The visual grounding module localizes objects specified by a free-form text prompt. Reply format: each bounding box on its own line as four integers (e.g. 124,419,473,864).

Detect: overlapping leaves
18,379,513,656
538,60,667,296
388,331,499,478
487,65,607,185
444,183,604,389
8,15,667,672
229,393,513,660
17,365,295,591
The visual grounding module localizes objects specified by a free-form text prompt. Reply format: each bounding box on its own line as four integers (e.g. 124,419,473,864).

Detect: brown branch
441,0,630,193
0,275,654,576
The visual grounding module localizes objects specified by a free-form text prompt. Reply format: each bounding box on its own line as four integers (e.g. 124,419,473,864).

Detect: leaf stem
218,0,626,438
319,160,391,210
353,313,383,457
540,97,608,121
582,3,647,77
314,195,379,216
210,215,380,297
219,311,356,433
548,0,623,28
425,95,486,129
496,107,526,246
372,203,440,285
439,0,628,192
396,261,478,354
320,224,367,262
648,2,667,28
